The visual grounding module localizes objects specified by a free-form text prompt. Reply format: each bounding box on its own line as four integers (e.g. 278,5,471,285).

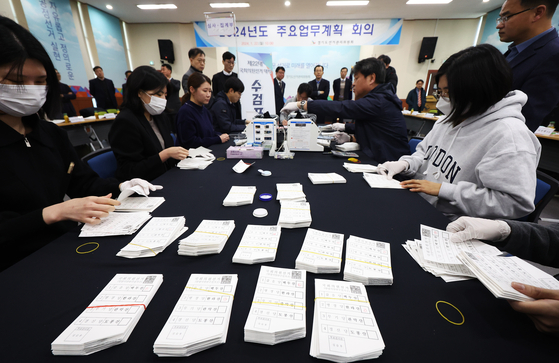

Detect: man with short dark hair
308,65,330,123
406,79,427,112
181,48,205,93
333,67,351,101
378,54,398,94
210,77,247,133
122,70,132,99
89,66,118,110
212,51,238,95
282,58,409,163
161,63,181,114
279,82,313,125
498,0,559,131
274,66,286,115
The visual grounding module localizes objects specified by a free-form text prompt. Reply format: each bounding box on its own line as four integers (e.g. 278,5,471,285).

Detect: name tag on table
535,126,554,136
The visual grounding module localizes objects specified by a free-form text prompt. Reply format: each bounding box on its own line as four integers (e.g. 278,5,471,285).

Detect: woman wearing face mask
175,72,229,149
0,17,159,271
109,66,188,182
377,44,541,221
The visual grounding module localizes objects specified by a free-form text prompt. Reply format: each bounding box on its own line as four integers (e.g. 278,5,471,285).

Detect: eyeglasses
496,7,535,24
435,88,450,101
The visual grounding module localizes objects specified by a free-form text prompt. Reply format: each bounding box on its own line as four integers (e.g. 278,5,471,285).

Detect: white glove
446,217,511,243
377,160,409,179
280,102,299,114
120,178,163,196
331,123,346,131
334,132,351,144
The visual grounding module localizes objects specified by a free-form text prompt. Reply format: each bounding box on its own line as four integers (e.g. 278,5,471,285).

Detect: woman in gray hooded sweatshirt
378,44,540,221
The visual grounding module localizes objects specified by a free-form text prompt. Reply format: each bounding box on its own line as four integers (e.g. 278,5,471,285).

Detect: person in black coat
212,51,242,120
378,55,398,94
333,67,352,101
210,77,246,133
406,79,427,112
308,65,330,101
55,69,76,117
122,70,132,100
274,66,286,115
109,66,189,182
0,16,158,271
89,66,118,110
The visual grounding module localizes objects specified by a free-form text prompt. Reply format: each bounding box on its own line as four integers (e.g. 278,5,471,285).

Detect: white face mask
142,92,167,115
436,96,452,115
0,84,48,117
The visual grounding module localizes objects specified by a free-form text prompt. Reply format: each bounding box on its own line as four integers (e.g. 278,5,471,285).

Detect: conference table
537,133,559,174
1,143,557,362
57,117,116,151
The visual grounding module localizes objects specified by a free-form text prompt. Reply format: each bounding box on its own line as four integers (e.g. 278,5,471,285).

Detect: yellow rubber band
76,242,99,254
128,243,157,255
194,231,231,237
252,301,306,309
314,297,369,304
435,301,465,326
301,250,341,260
217,157,225,161
185,286,234,298
346,258,392,269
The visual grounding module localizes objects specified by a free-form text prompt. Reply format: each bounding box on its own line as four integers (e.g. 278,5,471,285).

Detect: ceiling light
137,4,178,10
106,4,113,9
483,0,490,2
406,0,452,4
210,3,250,8
326,1,369,5
285,1,291,6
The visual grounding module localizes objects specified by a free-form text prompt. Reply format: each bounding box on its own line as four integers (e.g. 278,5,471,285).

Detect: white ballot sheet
308,173,347,184
295,228,344,274
232,225,281,264
362,173,403,189
223,186,257,206
278,201,312,229
276,183,306,202
343,163,378,173
117,217,186,258
79,212,151,237
344,236,393,285
232,160,254,173
115,197,165,212
178,220,235,256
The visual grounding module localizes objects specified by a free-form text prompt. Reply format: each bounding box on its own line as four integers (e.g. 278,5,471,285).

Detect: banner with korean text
237,51,275,120
21,0,88,88
195,19,402,47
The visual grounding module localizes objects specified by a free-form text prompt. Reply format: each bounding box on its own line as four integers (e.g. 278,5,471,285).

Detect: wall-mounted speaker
418,37,437,63
158,39,175,64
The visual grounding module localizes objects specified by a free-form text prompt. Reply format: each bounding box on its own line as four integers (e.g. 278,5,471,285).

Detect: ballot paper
344,236,393,285
51,274,163,356
457,251,559,301
336,142,360,151
222,186,257,206
308,173,347,185
79,211,151,237
295,228,344,274
277,201,312,229
178,220,235,256
276,183,306,202
115,197,165,212
232,225,281,264
177,147,215,170
153,274,238,357
362,173,403,189
232,160,254,173
244,266,306,345
116,217,187,258
310,279,385,362
343,163,378,173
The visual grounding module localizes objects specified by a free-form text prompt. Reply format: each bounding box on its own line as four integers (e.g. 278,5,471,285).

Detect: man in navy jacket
498,0,559,131
210,77,246,133
282,58,409,163
405,79,427,112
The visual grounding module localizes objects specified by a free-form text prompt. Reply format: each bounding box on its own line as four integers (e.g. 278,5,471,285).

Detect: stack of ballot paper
344,236,393,285
115,197,165,212
178,220,235,256
402,225,502,282
177,146,215,170
457,251,559,301
153,274,238,356
116,217,187,258
79,211,151,237
363,173,403,189
277,201,312,229
343,163,378,173
308,173,346,184
295,228,344,273
244,266,306,345
336,142,360,151
232,225,281,264
51,274,163,355
310,279,385,362
276,183,306,202
222,186,257,206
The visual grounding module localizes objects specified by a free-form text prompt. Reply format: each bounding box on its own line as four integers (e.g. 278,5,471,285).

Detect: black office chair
78,107,107,117
519,170,559,223
81,147,117,179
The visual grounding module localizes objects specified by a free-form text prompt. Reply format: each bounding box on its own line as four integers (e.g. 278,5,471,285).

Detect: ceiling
80,0,502,24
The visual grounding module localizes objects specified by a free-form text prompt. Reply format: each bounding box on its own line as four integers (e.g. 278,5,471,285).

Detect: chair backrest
82,148,117,179
519,170,559,222
408,138,422,154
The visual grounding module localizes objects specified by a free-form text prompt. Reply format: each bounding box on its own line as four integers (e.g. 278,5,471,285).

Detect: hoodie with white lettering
399,90,541,221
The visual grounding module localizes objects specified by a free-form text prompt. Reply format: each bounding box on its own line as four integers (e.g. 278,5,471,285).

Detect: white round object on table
253,208,268,218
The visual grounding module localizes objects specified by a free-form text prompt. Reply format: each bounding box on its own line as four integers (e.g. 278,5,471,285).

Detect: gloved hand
447,217,511,243
331,123,346,131
334,132,351,144
120,178,163,195
280,102,299,114
377,160,409,179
